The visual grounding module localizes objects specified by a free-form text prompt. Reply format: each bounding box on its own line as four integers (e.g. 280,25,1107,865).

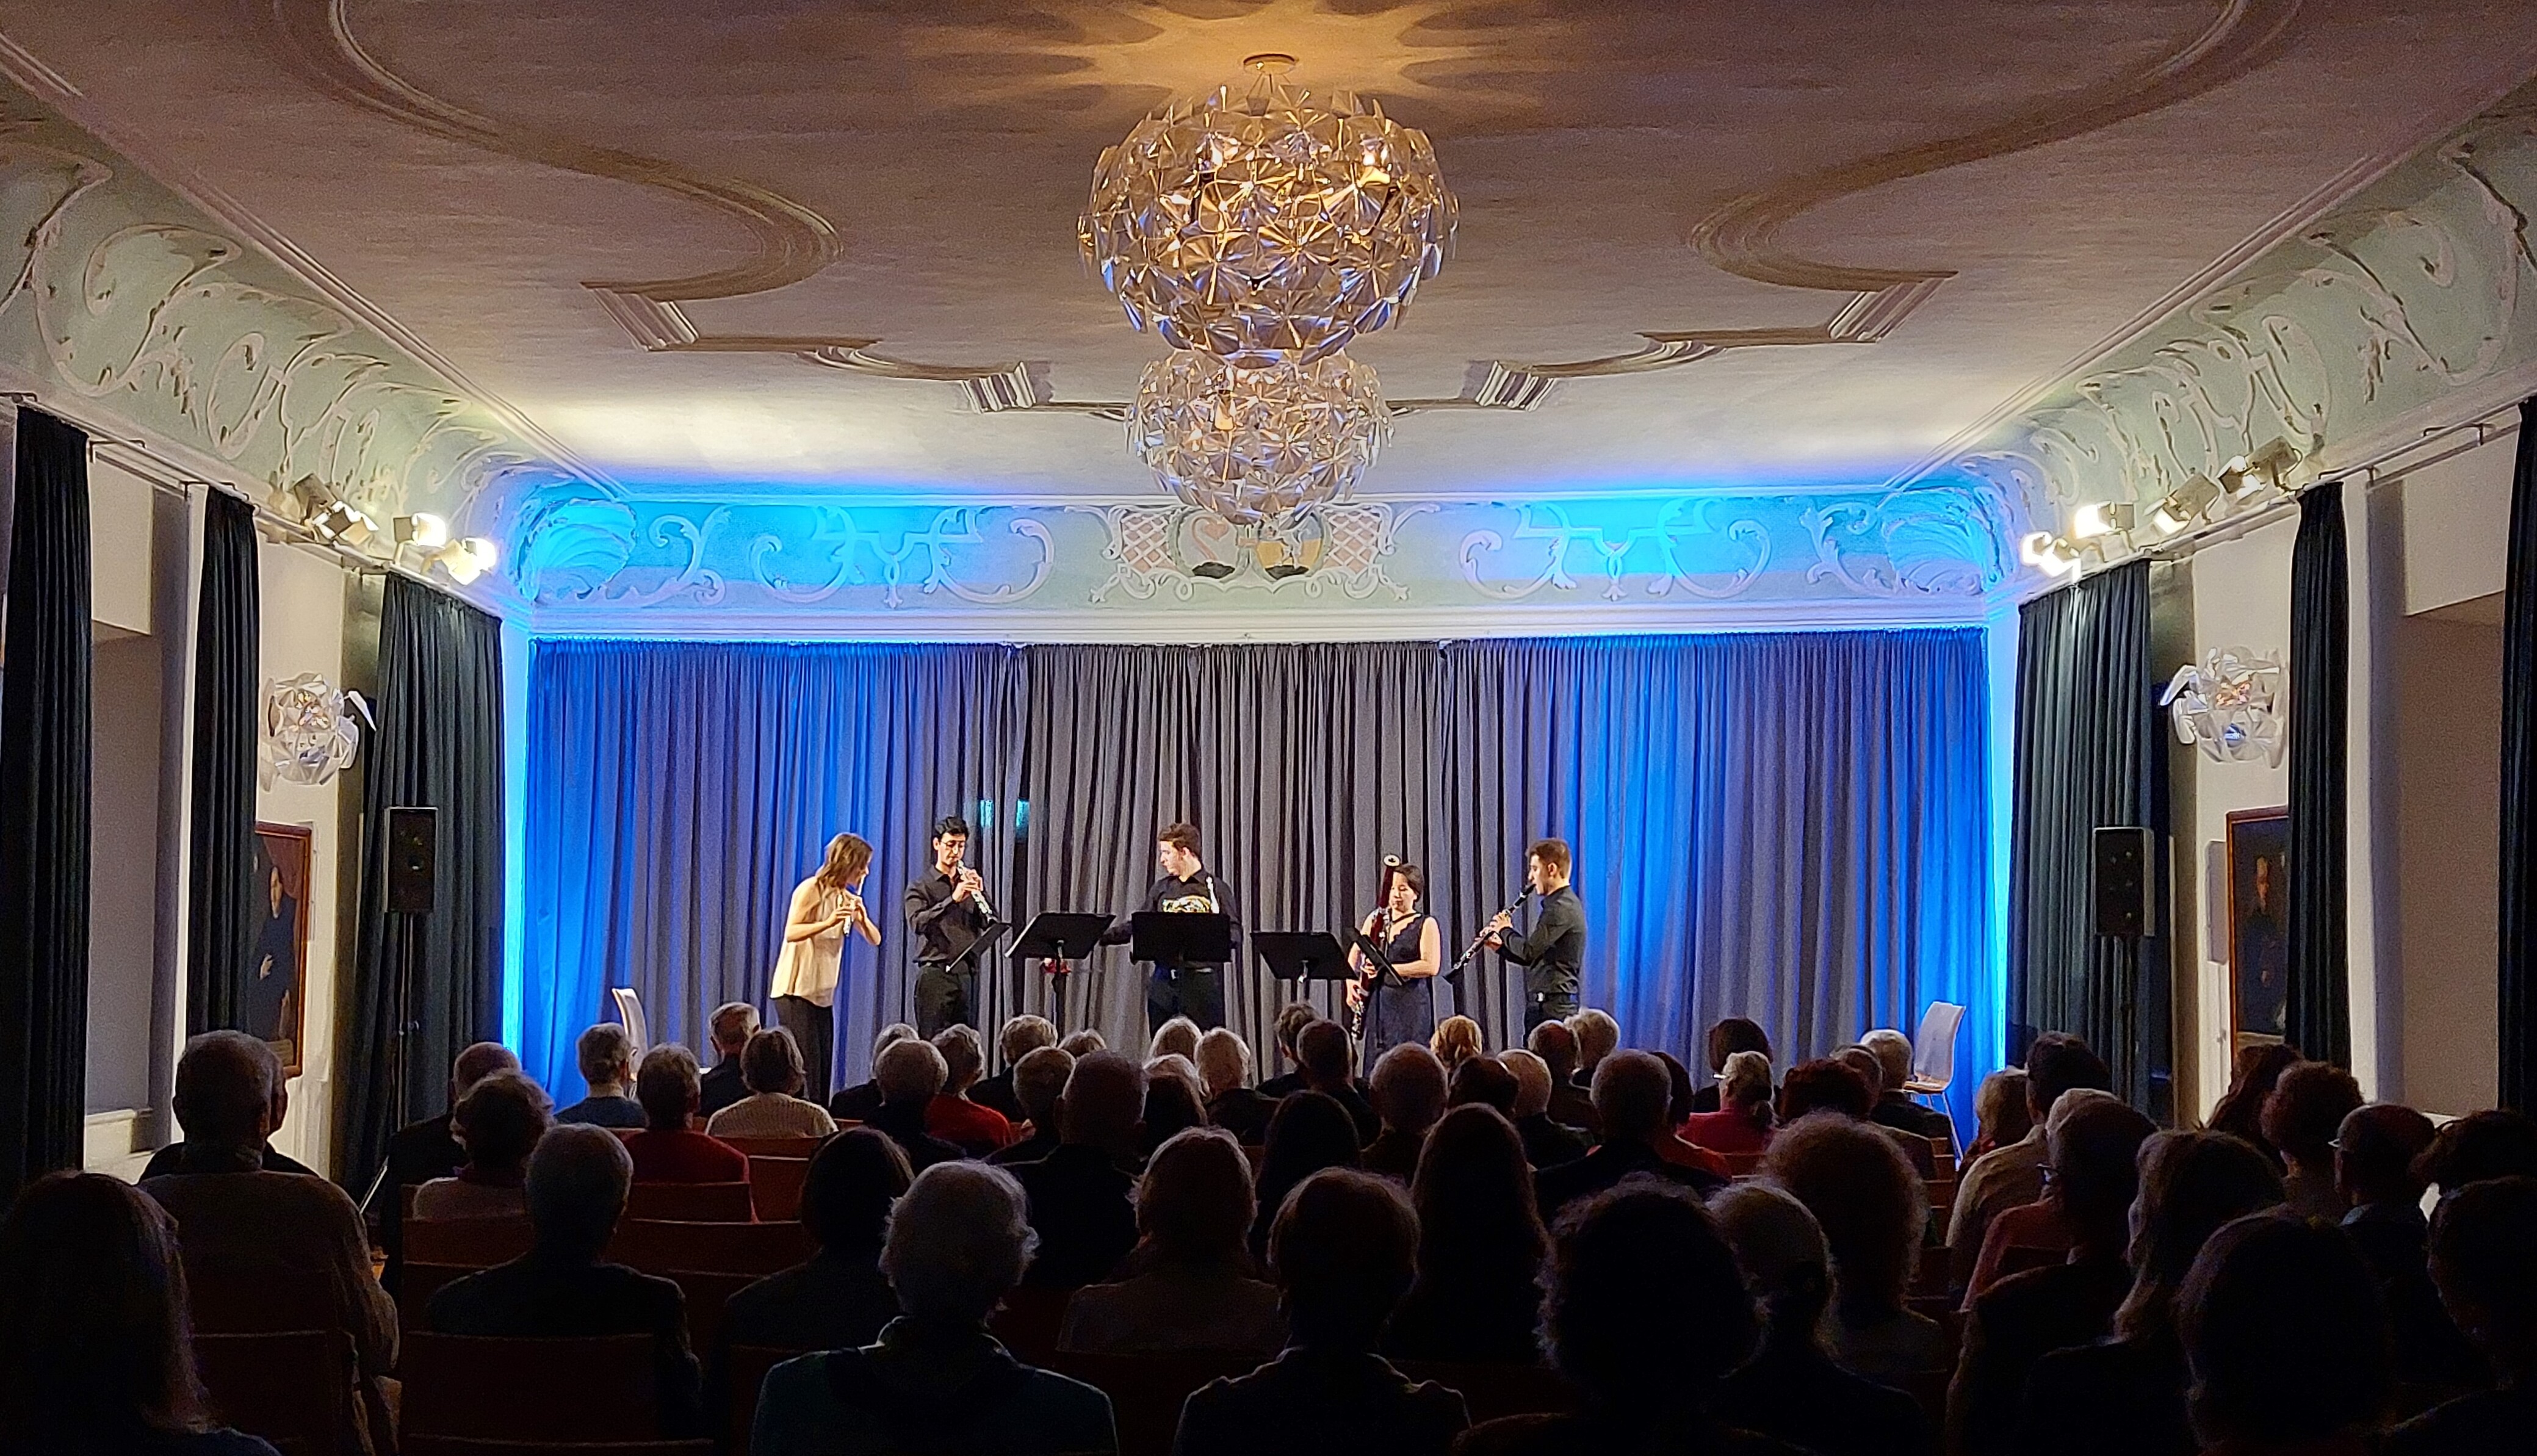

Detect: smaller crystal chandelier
1131,350,1389,527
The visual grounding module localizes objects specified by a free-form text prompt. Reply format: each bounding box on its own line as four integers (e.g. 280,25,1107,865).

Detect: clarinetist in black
1485,837,1584,1033
904,815,992,1037
1100,821,1240,1033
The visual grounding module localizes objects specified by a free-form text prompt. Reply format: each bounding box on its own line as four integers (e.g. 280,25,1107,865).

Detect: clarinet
1447,890,1529,984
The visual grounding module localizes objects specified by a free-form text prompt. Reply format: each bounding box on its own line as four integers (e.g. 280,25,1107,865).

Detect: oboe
1447,888,1529,984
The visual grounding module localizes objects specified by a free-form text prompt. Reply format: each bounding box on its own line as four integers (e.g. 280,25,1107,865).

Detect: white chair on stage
1901,1000,1965,1105
610,986,649,1055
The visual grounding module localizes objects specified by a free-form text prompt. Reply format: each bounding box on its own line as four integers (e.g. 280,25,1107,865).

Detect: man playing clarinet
904,815,992,1037
1102,821,1240,1034
1486,837,1584,1033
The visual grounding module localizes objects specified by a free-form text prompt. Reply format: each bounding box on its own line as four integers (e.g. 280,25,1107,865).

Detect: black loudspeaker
2092,826,2154,939
386,806,438,915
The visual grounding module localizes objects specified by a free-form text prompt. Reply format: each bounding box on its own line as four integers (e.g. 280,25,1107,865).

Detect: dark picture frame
248,822,314,1076
2225,806,2292,1051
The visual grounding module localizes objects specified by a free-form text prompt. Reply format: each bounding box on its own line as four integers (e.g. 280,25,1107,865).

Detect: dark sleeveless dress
1366,912,1436,1066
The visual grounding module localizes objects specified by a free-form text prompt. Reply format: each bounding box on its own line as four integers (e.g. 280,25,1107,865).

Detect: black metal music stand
1130,910,1233,970
1011,912,1110,1034
1254,930,1352,986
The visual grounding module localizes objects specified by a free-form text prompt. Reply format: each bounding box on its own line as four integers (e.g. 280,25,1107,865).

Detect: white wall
2391,606,2503,1115
85,460,162,1119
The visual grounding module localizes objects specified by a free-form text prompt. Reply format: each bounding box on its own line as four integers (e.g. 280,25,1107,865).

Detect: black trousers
914,964,978,1039
1145,967,1224,1034
772,993,834,1105
1523,991,1579,1036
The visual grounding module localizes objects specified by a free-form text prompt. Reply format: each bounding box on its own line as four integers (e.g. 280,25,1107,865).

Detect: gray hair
528,1124,633,1256
933,1025,986,1092
1194,1026,1252,1097
881,1162,1038,1321
1147,1015,1202,1064
1371,1043,1449,1134
1720,1050,1774,1109
1861,1029,1913,1092
1568,1008,1620,1067
1501,1048,1553,1119
173,1031,281,1146
577,1023,635,1087
1711,1180,1828,1297
452,1041,523,1101
876,1037,948,1105
998,1015,1058,1064
872,1022,918,1059
1012,1046,1075,1127
710,1002,761,1054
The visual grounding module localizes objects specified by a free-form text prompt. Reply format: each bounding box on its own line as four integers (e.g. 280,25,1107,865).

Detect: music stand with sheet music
1012,912,1112,1034
1129,910,1233,970
1254,931,1352,987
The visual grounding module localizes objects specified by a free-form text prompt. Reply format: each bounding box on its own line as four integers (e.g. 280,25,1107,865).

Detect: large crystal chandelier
1081,54,1456,369
1130,350,1389,527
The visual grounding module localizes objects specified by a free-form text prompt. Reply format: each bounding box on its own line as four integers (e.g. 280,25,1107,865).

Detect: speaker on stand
2093,826,2155,1101
384,807,438,1131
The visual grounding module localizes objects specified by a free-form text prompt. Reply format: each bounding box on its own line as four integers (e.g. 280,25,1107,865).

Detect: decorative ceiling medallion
1131,350,1388,527
1082,54,1454,368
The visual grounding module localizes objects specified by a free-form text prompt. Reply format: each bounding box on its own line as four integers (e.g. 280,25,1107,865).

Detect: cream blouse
771,876,848,1006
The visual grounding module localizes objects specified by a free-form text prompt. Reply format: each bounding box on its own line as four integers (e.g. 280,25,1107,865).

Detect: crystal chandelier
1081,54,1456,368
1130,350,1389,527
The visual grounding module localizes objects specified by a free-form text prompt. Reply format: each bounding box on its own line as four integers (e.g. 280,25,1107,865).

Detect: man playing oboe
904,815,992,1037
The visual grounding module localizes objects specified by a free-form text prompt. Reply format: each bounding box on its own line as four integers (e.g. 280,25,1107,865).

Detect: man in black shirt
1485,837,1585,1033
1100,821,1240,1034
903,815,995,1037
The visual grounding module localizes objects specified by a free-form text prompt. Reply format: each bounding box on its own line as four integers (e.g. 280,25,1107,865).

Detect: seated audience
2261,1059,2364,1220
1526,1020,1599,1136
1198,1026,1278,1142
0,1172,284,1456
1148,1014,1202,1064
375,1040,522,1288
1364,1043,1449,1181
1777,1057,1875,1121
1458,1182,1797,1456
413,1070,551,1220
752,1162,1117,1456
989,1045,1074,1167
1680,1049,1775,1156
1141,1054,1207,1156
1250,1090,1364,1266
2337,1103,2478,1408
2412,1108,2537,1194
427,1126,704,1435
1175,1170,1468,1456
1711,1182,1931,1456
1961,1087,2117,1303
1949,1095,2155,1456
1058,1028,1109,1059
555,1022,647,1128
1297,1017,1380,1144
1501,1049,1590,1169
2204,1040,2301,1161
141,1032,397,1399
721,1129,914,1355
1431,1014,1484,1070
1014,1052,1145,1289
1965,1067,2033,1162
865,1036,966,1171
624,1044,751,1184
1689,1015,1775,1114
698,1001,760,1119
973,1014,1058,1122
1448,1053,1520,1117
1566,1007,1620,1086
1761,1111,1944,1385
1946,1033,2109,1292
1536,1051,1727,1218
829,1022,918,1122
926,1025,1017,1154
2014,1130,2284,1456
706,1026,840,1139
1830,1047,1935,1178
1863,1026,1954,1145
1258,1002,1320,1099
1385,1105,1547,1365
1652,1052,1733,1178
2384,1176,2537,1454
1060,1127,1283,1355
2176,1212,2390,1456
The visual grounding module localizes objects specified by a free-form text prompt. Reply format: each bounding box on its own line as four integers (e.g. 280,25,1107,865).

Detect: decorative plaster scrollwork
606,509,730,608
1079,502,1425,603
1459,501,1773,602
876,509,1055,608
1802,487,2005,598
751,510,869,605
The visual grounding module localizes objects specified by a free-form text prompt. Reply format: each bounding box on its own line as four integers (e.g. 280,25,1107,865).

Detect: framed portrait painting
248,823,314,1075
2225,807,2291,1050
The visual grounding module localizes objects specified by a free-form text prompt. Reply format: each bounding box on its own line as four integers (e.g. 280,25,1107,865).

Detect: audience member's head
2026,1032,2112,1123
1706,1016,1774,1075
2334,1103,2436,1211
1430,1015,1483,1069
1296,1018,1355,1092
1762,1111,1926,1322
1719,1050,1774,1121
1409,1105,1543,1288
1145,1051,1202,1100
997,1014,1058,1069
1711,1181,1833,1347
526,1124,635,1261
1973,1067,2034,1150
740,1026,808,1098
933,1025,987,1097
875,1037,950,1109
1448,1054,1519,1117
1141,1061,1206,1154
1527,1020,1579,1084
1590,1050,1674,1145
2048,1095,2157,1252
1656,1052,1698,1125
1860,1029,1914,1100
1147,1015,1202,1065
709,1001,760,1059
0,1173,209,1444
1545,1182,1757,1422
1501,1049,1555,1119
1271,1002,1317,1068
2179,1213,2389,1449
1135,1127,1255,1270
1255,1092,1363,1228
1568,1009,1620,1079
1194,1026,1252,1098
881,1162,1038,1324
1833,1045,1887,1101
2260,1061,2364,1178
2114,1130,2286,1342
1011,1045,1074,1133
1057,1028,1108,1058
577,1022,636,1094
871,1022,918,1064
2207,1040,2301,1148
635,1043,705,1132
1777,1058,1874,1122
1058,1051,1146,1158
2427,1175,2537,1383
1371,1043,1449,1138
801,1128,913,1252
2412,1109,2537,1194
1269,1169,1416,1351
451,1040,524,1105
452,1072,552,1177
171,1030,284,1153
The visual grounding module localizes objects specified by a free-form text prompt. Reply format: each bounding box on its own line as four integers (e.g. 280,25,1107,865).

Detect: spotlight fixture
307,499,375,548
2070,502,2137,541
393,513,450,549
2018,532,2082,576
2149,473,2223,535
430,536,501,586
285,473,332,519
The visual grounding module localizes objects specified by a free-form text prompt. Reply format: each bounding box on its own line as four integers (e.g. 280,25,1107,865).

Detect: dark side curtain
525,632,1997,1125
0,409,93,1205
2011,560,2157,1102
186,489,261,1036
2500,398,2537,1112
2287,483,2352,1068
338,575,505,1188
